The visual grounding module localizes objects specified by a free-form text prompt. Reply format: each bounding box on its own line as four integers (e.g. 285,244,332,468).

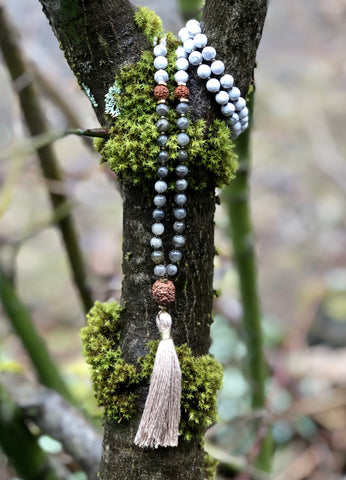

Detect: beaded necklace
134,19,248,449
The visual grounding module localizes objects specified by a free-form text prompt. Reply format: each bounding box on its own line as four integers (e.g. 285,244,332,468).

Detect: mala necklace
134,19,248,449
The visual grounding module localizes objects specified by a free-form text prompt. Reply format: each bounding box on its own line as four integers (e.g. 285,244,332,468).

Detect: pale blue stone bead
154,56,168,70
241,122,249,132
211,60,225,75
188,51,202,66
150,237,162,249
221,102,235,117
174,70,189,83
206,78,220,93
155,180,167,193
176,102,189,115
154,44,167,57
239,106,249,119
178,150,189,161
177,133,190,147
220,74,234,89
157,135,168,146
197,64,211,80
186,19,201,36
173,221,185,233
152,223,164,235
233,121,242,132
215,91,229,105
240,116,249,126
228,86,241,101
183,38,195,53
176,165,189,177
227,113,239,126
166,264,178,276
235,97,246,111
175,193,187,205
176,46,187,58
177,117,189,130
174,208,186,219
154,264,166,277
194,33,208,48
176,57,189,71
151,250,164,263
153,208,164,221
202,46,216,61
154,195,166,207
178,27,191,42
173,235,186,248
157,166,168,178
169,249,182,262
176,179,188,191
157,151,169,164
154,69,169,83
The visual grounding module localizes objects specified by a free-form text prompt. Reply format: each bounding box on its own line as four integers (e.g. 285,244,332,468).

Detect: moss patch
134,7,163,44
81,301,223,440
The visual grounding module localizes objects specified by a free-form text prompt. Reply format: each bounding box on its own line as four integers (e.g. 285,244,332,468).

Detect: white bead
233,121,242,132
176,46,187,58
175,70,189,83
221,102,235,117
220,74,234,89
202,46,216,61
194,33,208,48
211,60,225,75
154,69,168,83
188,51,202,66
155,180,167,193
153,44,167,57
215,90,229,105
228,113,239,125
228,87,241,101
239,106,249,119
152,223,164,235
197,64,211,79
241,122,249,131
150,237,162,249
178,27,191,42
206,78,220,93
235,97,246,111
183,38,195,53
154,56,168,70
186,19,201,36
176,57,189,71
240,116,249,126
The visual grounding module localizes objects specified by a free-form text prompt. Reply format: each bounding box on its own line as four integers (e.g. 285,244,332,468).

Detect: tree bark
37,1,267,478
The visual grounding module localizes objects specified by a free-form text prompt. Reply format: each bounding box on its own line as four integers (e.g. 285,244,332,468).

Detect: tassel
134,311,181,448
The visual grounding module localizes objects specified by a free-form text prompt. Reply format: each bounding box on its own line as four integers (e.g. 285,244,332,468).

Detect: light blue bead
197,64,211,79
202,46,216,61
233,121,242,132
173,221,185,233
154,44,167,57
166,264,178,276
220,74,234,89
176,179,188,191
183,38,195,53
176,46,187,58
152,223,164,235
154,264,166,277
177,117,189,130
155,180,167,193
151,250,164,263
150,237,162,249
157,135,168,146
239,106,249,119
206,78,220,93
215,91,229,105
177,133,190,146
154,195,166,207
194,33,208,48
221,102,235,117
175,193,187,205
188,51,202,66
176,165,188,177
157,166,168,178
186,19,201,36
154,56,168,70
211,60,225,75
169,249,182,262
154,69,168,83
174,208,187,219
235,97,246,111
152,208,165,221
174,70,189,83
178,27,191,42
173,235,186,248
228,86,241,101
176,57,189,71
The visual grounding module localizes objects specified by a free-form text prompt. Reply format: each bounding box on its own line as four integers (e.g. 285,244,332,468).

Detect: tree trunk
38,1,267,478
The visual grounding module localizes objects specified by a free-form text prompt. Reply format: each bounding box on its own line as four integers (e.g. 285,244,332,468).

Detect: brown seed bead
154,85,169,102
152,280,175,306
174,85,190,101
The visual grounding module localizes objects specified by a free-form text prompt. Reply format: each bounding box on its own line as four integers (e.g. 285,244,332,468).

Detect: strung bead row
151,38,190,279
177,19,249,137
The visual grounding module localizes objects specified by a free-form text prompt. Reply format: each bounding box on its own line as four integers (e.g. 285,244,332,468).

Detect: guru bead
152,280,176,305
174,85,190,100
154,85,169,101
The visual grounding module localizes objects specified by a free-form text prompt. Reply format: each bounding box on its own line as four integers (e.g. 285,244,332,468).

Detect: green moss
204,452,219,480
95,35,238,190
134,7,163,43
81,302,223,438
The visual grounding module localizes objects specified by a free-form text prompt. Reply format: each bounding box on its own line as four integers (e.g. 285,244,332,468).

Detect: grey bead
176,179,188,191
153,195,166,207
151,250,164,263
155,180,167,193
177,117,189,131
176,102,189,115
156,104,169,116
176,165,188,177
156,118,169,132
173,235,186,248
174,208,187,220
157,135,168,146
157,166,168,178
152,208,165,221
177,133,190,147
174,193,187,205
169,249,182,262
150,237,162,249
178,150,188,162
151,223,164,235
157,151,169,164
154,264,166,277
166,264,178,276
173,221,185,233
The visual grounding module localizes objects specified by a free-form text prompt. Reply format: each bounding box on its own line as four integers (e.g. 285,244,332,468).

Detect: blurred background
0,0,346,478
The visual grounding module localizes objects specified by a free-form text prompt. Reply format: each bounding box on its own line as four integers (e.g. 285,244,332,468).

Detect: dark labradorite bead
174,193,187,205
176,179,188,191
153,194,166,207
157,166,168,178
152,209,165,221
177,117,189,130
178,150,188,162
173,221,185,233
157,150,169,164
172,235,186,248
169,249,182,262
176,102,189,115
156,103,169,116
151,250,164,263
174,208,187,220
157,135,168,146
166,264,178,276
176,165,189,177
156,118,169,132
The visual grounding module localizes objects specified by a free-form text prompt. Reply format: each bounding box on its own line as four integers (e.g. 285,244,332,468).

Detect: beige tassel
134,311,181,448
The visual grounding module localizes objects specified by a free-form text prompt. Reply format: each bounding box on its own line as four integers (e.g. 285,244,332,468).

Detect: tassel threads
134,311,181,448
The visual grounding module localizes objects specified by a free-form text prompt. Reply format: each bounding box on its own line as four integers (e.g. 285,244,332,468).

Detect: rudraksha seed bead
154,85,169,101
174,85,190,101
152,280,176,306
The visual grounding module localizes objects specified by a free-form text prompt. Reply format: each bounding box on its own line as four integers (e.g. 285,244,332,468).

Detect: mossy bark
38,1,267,478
